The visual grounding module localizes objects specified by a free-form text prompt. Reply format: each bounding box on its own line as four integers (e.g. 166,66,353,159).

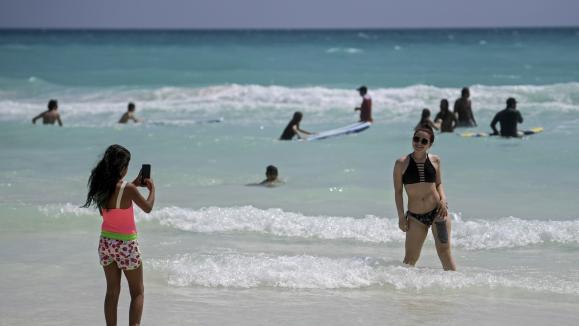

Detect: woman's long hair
419,108,431,124
440,99,450,115
415,108,432,130
83,144,131,210
285,111,303,129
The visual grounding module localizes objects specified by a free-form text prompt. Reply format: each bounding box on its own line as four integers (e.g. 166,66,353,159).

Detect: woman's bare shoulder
123,182,139,196
395,155,409,165
429,154,442,165
394,155,410,171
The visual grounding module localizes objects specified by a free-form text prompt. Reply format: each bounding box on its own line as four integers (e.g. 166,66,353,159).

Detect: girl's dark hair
416,108,432,129
414,126,435,144
440,99,449,114
48,99,58,111
266,165,278,176
282,111,303,130
289,111,303,125
83,144,131,210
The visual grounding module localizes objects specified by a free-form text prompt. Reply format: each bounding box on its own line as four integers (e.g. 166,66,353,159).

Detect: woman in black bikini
393,127,456,271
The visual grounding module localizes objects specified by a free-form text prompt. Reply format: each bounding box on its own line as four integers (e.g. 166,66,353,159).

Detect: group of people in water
27,85,525,325
279,86,373,140
415,87,524,137
32,100,142,126
32,85,523,139
82,122,453,325
277,86,524,141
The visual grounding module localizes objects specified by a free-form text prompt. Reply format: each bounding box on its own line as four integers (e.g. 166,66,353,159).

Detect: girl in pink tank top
83,144,155,326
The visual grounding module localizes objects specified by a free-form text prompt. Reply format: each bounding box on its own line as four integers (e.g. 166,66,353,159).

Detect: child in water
260,165,283,186
247,165,283,187
118,102,142,123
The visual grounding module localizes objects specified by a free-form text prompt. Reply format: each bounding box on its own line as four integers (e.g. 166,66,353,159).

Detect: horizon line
1,25,578,32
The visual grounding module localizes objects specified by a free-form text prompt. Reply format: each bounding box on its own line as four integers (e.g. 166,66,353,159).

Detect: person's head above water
421,108,431,120
290,111,303,124
357,86,368,96
506,97,517,109
83,144,131,210
461,87,470,98
48,99,58,111
265,165,278,182
440,99,449,113
128,102,136,112
412,127,435,152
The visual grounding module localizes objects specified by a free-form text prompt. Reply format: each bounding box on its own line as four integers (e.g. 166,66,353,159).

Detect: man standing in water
491,97,523,137
453,87,477,127
32,99,63,126
119,102,142,124
354,86,373,123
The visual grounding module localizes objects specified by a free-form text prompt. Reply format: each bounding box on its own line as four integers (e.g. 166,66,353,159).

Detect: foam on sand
149,252,579,294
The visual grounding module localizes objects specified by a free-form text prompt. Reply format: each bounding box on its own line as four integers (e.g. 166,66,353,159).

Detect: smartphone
140,164,151,186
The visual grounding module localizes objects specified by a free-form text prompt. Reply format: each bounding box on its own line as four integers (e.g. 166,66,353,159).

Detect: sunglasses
413,136,430,145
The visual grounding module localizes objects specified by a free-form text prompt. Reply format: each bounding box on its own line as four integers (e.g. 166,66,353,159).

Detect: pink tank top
101,181,137,241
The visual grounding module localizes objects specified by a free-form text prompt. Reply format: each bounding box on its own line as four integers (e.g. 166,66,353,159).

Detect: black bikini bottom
406,208,449,244
407,208,438,226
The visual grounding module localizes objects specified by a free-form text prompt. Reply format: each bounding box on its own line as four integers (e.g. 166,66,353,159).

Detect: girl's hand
399,217,408,232
437,200,448,220
131,172,143,187
144,178,154,191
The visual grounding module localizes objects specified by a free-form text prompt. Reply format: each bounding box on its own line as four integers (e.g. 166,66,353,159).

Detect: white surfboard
306,122,371,141
460,127,544,138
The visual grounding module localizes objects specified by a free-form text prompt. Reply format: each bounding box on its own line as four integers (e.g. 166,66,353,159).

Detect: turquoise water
1,29,579,325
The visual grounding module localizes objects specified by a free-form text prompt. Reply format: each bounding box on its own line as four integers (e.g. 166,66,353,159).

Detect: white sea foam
3,82,578,125
39,204,579,250
139,205,403,243
38,203,94,217
326,47,363,54
149,252,579,294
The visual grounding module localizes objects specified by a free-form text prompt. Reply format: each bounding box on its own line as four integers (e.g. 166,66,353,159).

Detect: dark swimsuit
402,154,438,226
280,124,297,140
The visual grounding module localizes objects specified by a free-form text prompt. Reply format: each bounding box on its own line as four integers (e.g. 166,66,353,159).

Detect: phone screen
141,164,151,186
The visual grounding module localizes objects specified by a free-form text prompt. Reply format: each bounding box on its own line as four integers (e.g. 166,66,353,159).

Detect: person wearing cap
354,86,373,123
490,97,523,137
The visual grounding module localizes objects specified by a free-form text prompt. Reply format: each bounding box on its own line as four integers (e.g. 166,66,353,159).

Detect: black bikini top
402,154,436,184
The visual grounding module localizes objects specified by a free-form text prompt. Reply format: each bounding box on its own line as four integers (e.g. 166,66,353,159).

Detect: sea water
1,29,578,325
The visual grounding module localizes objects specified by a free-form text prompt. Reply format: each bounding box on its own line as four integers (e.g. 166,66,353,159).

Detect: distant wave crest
2,82,578,125
326,47,363,54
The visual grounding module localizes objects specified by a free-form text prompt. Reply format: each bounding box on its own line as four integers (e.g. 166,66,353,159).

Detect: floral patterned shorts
98,236,142,270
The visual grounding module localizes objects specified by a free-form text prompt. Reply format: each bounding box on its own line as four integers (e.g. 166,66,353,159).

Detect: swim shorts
98,236,142,270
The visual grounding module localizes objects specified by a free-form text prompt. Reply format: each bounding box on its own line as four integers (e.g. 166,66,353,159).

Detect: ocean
1,29,578,325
